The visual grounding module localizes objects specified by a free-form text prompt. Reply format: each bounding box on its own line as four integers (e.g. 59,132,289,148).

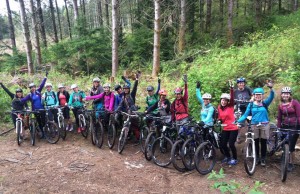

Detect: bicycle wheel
107,122,116,149
80,115,89,138
59,117,67,140
118,127,128,154
171,139,187,172
95,121,104,148
139,126,149,153
243,140,256,176
151,136,173,167
144,132,156,161
30,123,36,146
281,144,289,182
194,141,216,175
90,119,96,145
44,122,60,144
182,138,199,171
16,121,22,146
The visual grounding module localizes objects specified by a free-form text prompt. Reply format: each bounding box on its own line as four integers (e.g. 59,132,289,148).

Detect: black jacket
0,83,28,111
57,90,70,106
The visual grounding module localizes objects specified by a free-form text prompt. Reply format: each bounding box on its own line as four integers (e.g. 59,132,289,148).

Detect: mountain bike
40,108,60,144
8,110,29,146
56,106,67,140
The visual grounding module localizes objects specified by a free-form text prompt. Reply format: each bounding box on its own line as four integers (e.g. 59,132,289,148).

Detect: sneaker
65,125,70,131
69,125,74,132
77,127,81,133
261,159,266,167
222,157,230,163
228,159,238,166
288,163,295,172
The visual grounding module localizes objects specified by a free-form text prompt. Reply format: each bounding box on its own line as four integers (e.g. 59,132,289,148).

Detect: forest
0,0,300,120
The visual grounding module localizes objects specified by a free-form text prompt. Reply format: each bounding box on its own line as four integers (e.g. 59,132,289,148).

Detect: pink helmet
174,87,183,94
159,89,168,96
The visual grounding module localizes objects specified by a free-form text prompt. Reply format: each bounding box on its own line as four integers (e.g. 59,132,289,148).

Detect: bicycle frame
57,107,65,128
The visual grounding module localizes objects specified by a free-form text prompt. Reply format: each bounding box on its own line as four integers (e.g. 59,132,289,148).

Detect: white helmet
220,93,230,100
45,83,52,87
58,84,65,89
71,84,78,89
103,83,111,88
281,87,292,94
29,83,36,88
202,93,212,99
93,77,100,82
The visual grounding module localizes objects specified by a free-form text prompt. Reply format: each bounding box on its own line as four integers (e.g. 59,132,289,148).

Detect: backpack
44,91,57,105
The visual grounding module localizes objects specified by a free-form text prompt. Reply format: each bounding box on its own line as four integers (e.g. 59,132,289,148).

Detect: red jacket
217,88,238,131
171,83,189,121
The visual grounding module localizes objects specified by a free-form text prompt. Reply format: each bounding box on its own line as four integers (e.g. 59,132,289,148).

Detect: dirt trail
0,128,300,194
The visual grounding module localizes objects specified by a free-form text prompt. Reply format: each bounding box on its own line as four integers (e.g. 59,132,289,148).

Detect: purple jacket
86,92,115,111
277,99,300,128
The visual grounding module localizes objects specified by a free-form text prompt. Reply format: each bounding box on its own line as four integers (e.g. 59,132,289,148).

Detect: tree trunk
55,0,63,40
37,0,47,47
19,0,34,74
81,0,86,15
111,0,119,78
220,0,224,27
199,0,205,32
227,0,234,46
278,0,282,11
152,0,161,77
97,0,103,26
255,0,262,25
29,0,42,67
205,0,212,32
105,0,110,26
6,0,16,49
267,0,272,13
236,0,239,16
178,0,186,54
64,0,72,39
187,0,195,34
293,0,298,11
73,0,79,21
49,0,58,43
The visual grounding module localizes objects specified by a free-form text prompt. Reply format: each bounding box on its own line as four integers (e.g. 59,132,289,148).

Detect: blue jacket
114,79,131,111
196,88,214,126
238,89,275,124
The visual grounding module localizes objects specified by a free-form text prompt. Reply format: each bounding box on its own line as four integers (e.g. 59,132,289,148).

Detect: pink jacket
86,92,115,111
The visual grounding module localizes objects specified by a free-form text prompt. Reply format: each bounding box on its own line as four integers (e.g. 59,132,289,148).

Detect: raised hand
196,81,201,89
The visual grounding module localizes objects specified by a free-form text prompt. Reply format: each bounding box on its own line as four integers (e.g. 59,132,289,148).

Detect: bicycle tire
243,140,256,176
151,136,173,167
144,132,156,161
95,120,104,148
107,122,116,149
80,115,89,139
182,138,199,171
281,144,289,182
90,119,96,145
59,117,67,140
139,126,149,153
44,122,60,144
194,141,216,175
16,121,22,146
30,123,36,146
118,127,128,154
171,139,188,172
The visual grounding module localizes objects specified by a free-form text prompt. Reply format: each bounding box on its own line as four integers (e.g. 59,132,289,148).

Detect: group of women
1,73,300,172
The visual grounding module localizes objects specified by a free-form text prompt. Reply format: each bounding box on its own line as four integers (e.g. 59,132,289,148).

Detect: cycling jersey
277,99,300,128
42,91,58,107
146,82,161,113
196,88,214,126
68,91,86,108
86,92,115,111
171,83,188,121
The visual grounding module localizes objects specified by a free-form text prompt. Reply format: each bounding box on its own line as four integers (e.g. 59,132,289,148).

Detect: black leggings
255,138,267,159
35,112,46,133
289,133,299,152
220,130,238,160
72,108,81,126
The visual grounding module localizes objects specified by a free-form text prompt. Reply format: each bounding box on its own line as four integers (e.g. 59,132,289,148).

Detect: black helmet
123,84,130,89
236,77,246,83
16,88,23,93
114,84,122,91
146,86,154,91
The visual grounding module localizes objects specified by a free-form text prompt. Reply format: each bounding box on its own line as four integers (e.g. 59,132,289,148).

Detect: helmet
15,88,23,93
220,93,230,100
103,83,111,88
123,84,130,89
71,84,78,89
253,88,264,95
114,84,121,91
202,93,212,99
58,84,65,89
281,87,292,94
45,83,52,87
29,83,36,88
236,77,246,83
159,89,168,96
146,86,154,91
93,77,100,82
174,87,183,94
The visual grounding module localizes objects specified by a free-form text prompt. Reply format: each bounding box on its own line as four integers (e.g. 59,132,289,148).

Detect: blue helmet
253,88,264,95
236,77,246,83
